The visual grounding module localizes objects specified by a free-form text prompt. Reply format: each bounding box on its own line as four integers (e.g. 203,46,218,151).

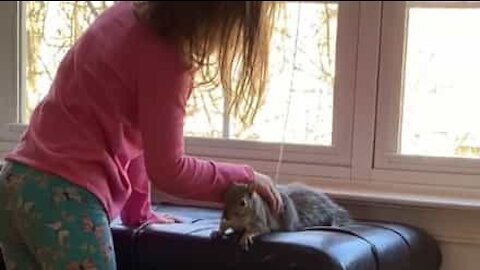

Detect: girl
0,1,283,269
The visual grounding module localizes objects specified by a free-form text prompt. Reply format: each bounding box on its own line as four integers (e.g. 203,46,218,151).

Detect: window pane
24,1,222,138
24,2,337,145
183,83,224,138
230,2,337,146
401,1,480,158
24,1,114,122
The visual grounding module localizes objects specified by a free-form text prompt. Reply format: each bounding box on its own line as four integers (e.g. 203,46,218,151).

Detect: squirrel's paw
239,232,255,251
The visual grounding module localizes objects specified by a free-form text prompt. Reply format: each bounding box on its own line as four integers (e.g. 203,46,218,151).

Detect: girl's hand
251,171,283,215
149,212,183,224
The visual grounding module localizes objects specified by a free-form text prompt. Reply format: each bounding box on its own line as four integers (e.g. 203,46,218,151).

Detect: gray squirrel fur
214,182,352,250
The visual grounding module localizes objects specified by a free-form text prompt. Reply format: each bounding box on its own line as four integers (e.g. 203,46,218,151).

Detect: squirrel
211,182,352,250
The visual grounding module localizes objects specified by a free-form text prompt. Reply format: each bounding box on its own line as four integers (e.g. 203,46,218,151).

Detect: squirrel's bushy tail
332,208,352,227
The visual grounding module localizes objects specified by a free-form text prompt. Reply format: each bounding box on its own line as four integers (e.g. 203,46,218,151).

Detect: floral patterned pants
0,161,116,270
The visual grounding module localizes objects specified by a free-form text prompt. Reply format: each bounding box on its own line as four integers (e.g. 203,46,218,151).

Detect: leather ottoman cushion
0,249,4,270
117,203,442,270
111,221,145,270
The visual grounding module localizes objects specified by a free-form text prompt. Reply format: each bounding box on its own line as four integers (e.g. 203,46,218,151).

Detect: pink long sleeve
5,2,255,225
120,155,156,226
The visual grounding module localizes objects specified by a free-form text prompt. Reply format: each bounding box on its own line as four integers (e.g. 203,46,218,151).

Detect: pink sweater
6,1,254,225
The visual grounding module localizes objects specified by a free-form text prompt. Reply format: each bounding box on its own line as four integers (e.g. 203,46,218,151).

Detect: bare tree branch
86,1,99,17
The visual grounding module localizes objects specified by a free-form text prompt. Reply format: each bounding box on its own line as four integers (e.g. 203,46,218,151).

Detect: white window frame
374,1,480,188
0,1,361,182
0,2,21,157
0,2,20,128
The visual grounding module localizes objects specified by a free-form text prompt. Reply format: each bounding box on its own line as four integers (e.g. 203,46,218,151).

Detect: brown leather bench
0,250,4,270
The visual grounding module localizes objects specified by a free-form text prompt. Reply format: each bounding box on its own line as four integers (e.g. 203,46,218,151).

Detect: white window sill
331,189,480,211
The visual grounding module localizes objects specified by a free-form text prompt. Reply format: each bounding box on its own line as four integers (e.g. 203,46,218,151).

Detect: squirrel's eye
240,199,247,207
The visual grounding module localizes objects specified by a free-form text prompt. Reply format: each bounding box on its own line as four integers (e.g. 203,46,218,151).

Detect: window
23,1,115,122
186,2,338,147
376,1,480,175
402,1,480,159
21,1,360,173
24,2,341,146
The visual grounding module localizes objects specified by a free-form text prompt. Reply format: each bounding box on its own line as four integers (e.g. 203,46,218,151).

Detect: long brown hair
134,1,281,125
